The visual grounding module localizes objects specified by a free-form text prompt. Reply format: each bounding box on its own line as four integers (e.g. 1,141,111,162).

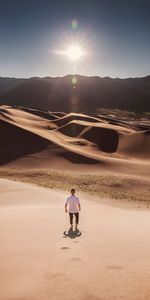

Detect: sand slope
1,179,150,300
0,105,150,175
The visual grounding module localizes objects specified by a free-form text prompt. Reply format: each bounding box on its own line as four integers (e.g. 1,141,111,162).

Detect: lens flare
72,76,77,85
71,19,78,30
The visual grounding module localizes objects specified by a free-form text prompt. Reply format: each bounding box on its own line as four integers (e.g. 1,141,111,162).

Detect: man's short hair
71,188,75,193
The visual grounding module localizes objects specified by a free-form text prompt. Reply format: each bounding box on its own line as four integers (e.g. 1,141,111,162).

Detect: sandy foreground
0,179,150,300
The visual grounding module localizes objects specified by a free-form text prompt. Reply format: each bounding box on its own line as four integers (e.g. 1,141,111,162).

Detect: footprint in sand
69,257,82,262
60,246,70,250
107,265,125,270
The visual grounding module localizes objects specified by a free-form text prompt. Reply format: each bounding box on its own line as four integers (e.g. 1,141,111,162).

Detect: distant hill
0,75,150,113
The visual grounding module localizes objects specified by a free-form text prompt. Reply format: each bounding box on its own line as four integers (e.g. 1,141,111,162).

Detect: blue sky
0,0,150,78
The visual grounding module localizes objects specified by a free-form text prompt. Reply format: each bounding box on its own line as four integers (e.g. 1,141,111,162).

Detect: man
65,188,81,231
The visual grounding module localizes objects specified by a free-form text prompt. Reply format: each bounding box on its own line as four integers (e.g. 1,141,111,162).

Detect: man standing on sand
65,189,81,231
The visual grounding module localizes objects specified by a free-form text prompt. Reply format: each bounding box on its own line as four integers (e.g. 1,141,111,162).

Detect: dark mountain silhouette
0,77,26,94
0,75,150,113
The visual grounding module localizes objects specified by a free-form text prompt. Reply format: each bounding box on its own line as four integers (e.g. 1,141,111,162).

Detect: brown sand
0,105,150,176
1,178,150,300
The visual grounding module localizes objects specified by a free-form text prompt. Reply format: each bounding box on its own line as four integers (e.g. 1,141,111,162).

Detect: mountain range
0,75,150,113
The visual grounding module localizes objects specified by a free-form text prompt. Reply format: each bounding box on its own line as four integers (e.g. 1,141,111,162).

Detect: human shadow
63,227,81,239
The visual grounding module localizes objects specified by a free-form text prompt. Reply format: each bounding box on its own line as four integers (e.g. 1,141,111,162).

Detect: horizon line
0,73,150,80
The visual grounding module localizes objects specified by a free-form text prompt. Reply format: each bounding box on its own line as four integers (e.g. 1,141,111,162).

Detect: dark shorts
69,212,79,225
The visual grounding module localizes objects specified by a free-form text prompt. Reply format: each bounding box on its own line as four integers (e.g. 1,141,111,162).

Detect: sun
55,38,88,66
65,45,84,61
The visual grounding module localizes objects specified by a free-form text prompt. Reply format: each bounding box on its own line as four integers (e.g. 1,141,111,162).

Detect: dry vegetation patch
0,169,149,205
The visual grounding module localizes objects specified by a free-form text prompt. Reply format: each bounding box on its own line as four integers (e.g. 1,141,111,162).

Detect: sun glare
65,45,84,61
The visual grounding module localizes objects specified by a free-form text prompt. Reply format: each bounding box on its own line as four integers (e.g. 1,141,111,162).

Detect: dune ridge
0,105,150,176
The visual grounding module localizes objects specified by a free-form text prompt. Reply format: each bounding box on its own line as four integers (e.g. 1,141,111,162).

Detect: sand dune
0,105,150,175
118,131,150,158
21,106,59,120
1,178,150,300
0,105,150,298
53,112,102,126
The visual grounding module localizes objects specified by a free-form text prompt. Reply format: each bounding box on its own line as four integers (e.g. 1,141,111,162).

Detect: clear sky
0,0,150,78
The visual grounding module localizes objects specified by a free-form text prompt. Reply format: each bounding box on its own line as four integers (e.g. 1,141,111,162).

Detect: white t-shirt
66,195,80,213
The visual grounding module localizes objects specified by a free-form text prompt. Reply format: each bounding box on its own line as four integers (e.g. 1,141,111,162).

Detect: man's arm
77,198,81,211
65,199,68,212
78,203,81,211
